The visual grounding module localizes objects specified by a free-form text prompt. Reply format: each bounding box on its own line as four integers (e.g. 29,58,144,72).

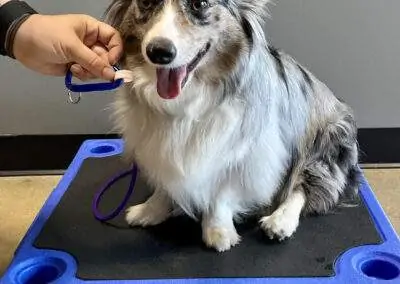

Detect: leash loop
92,164,139,222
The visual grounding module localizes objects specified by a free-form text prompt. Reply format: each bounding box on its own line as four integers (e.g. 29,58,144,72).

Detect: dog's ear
103,0,130,28
237,0,272,45
239,0,272,14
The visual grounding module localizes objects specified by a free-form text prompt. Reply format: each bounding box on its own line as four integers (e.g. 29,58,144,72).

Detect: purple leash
64,67,139,222
92,164,139,222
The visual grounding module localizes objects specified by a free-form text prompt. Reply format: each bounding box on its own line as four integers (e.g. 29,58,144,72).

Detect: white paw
260,212,299,241
125,203,169,227
203,227,241,252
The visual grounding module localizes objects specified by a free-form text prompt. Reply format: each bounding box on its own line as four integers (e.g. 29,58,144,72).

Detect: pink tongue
156,66,187,99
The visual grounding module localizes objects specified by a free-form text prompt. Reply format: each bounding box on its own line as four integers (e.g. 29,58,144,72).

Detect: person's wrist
11,14,40,60
0,0,37,57
6,13,38,59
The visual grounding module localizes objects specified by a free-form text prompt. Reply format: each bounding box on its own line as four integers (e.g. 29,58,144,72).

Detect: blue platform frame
1,139,400,284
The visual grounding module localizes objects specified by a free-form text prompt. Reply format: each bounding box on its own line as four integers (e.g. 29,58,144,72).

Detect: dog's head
105,0,270,100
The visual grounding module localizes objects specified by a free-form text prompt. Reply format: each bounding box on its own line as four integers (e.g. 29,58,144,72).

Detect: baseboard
0,134,119,175
357,128,400,165
0,129,398,174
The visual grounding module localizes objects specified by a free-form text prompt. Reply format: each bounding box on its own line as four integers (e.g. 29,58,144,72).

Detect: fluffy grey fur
103,0,360,251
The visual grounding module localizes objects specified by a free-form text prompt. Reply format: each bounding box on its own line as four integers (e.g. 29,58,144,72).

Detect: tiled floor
0,170,399,275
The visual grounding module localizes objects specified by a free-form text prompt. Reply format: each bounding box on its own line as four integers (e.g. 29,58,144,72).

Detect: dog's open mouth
156,42,211,99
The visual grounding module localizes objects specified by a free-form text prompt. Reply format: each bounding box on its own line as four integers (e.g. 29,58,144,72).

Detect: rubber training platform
1,139,400,284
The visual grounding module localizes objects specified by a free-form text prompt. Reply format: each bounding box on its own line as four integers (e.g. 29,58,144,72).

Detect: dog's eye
191,0,209,11
138,0,152,10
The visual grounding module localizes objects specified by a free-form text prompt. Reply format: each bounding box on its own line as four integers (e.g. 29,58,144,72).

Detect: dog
103,0,360,252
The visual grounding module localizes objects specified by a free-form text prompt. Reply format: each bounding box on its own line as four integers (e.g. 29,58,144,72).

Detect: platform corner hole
90,144,116,154
360,259,400,280
15,257,67,284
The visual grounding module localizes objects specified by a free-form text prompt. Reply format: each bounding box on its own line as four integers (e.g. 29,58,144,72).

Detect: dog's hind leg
261,110,360,241
260,187,306,241
126,188,172,227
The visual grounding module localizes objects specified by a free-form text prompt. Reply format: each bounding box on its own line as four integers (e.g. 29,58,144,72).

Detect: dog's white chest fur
115,84,288,217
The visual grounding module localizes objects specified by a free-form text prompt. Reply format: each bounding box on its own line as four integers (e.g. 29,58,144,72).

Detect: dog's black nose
146,37,177,65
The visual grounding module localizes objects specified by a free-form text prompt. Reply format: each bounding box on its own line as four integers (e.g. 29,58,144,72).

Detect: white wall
265,0,400,128
0,0,399,134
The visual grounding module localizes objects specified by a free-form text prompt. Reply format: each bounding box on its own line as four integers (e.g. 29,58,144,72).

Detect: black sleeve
0,0,37,58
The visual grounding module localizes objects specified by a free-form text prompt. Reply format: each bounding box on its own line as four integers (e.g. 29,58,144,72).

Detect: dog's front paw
203,226,241,252
126,203,169,227
260,212,299,241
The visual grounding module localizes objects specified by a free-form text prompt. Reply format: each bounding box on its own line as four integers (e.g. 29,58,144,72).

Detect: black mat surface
34,156,382,280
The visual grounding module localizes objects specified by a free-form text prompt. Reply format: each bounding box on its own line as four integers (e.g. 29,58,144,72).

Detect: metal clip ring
68,91,81,104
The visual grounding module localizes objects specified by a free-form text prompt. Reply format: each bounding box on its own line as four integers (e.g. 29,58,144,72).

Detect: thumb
66,38,116,81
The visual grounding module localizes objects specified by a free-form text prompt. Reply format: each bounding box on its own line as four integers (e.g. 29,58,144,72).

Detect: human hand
12,14,123,81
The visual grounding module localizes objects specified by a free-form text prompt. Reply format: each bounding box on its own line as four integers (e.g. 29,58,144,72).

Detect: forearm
0,0,37,57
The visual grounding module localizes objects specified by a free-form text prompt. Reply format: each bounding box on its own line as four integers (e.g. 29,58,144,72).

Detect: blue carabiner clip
65,66,124,103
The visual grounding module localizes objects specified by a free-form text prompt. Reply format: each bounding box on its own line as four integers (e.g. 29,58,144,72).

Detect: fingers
101,26,123,65
91,44,110,63
69,44,112,81
66,38,116,81
70,64,96,81
85,17,123,65
65,15,123,81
